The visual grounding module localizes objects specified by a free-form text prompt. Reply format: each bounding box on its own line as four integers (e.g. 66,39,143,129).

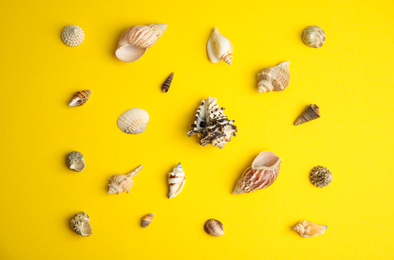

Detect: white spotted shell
61,25,84,47
117,108,149,134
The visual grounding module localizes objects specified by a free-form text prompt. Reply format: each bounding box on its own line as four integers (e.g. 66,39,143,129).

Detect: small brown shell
141,214,154,228
161,72,174,93
302,26,325,48
310,166,332,188
69,90,91,107
204,219,224,237
294,104,320,125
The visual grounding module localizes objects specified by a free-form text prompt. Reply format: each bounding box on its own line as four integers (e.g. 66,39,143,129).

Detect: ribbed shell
294,104,320,125
108,165,143,194
70,212,92,236
66,151,85,172
257,61,291,93
302,26,325,48
61,25,84,47
117,108,149,134
161,72,174,93
204,219,224,237
69,90,91,107
292,220,327,237
168,163,186,198
310,165,332,188
141,214,154,228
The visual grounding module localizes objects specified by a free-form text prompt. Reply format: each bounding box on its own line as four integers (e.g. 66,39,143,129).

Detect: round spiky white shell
61,25,85,47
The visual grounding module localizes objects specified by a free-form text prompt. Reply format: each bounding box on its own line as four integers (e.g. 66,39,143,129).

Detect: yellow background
0,0,393,259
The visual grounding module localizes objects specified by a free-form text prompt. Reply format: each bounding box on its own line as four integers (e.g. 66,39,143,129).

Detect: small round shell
204,219,224,237
310,166,332,188
61,25,85,47
66,151,85,172
117,108,149,134
141,214,154,228
70,212,92,236
302,26,325,48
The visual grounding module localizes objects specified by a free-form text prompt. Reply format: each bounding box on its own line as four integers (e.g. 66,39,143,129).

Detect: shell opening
81,221,92,236
252,151,281,169
70,161,85,172
116,44,147,62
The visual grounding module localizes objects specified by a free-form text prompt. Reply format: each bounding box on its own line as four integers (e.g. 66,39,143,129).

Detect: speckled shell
207,27,233,65
141,214,154,228
61,25,85,47
69,90,91,107
233,151,281,194
66,151,85,172
302,26,325,48
204,219,224,237
294,104,320,125
292,220,327,237
117,108,149,134
70,212,92,236
161,72,174,93
257,61,291,93
108,165,143,194
310,166,332,188
168,163,186,198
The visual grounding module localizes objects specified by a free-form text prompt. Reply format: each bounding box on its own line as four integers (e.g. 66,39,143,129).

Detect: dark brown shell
204,219,224,237
294,104,320,125
161,72,174,93
310,166,332,188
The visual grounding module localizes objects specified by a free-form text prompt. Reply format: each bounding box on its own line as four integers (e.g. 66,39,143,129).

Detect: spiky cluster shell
310,165,332,188
188,97,237,149
69,90,91,107
61,25,85,47
302,26,325,48
70,212,92,236
161,72,174,93
141,214,154,228
204,219,224,237
168,163,186,198
294,104,320,125
292,220,327,237
257,61,290,93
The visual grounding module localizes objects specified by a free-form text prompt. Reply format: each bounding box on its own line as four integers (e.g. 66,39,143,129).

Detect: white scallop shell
117,108,149,134
61,25,84,47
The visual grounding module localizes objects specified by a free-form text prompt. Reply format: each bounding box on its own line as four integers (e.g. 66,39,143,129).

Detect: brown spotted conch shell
69,90,91,107
207,27,233,65
70,212,92,237
233,151,281,194
115,24,167,62
108,165,143,194
292,220,327,238
294,104,320,125
168,163,186,198
257,61,290,93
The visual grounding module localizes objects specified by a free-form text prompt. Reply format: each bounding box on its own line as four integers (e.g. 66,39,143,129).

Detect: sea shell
168,163,186,198
161,72,174,93
141,214,154,228
69,90,91,107
188,97,237,149
66,151,85,172
117,108,149,134
233,151,281,194
115,24,167,62
204,219,224,237
294,104,320,125
61,25,85,47
302,26,325,48
310,166,332,188
70,212,92,236
292,220,327,238
207,27,233,65
257,61,290,93
108,165,143,194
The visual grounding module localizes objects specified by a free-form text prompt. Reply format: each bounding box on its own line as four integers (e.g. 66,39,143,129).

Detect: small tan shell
108,165,143,194
292,220,327,237
310,166,332,188
294,104,320,125
61,25,85,47
207,27,233,65
69,90,91,107
117,108,149,134
70,212,92,236
161,72,174,93
302,26,325,48
168,163,186,198
66,151,85,172
141,214,154,228
204,219,224,237
257,61,290,93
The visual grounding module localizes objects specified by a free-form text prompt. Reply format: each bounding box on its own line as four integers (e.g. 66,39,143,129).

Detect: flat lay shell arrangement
63,22,331,239
188,97,237,149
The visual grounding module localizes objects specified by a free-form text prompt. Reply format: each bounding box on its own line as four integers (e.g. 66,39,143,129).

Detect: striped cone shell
69,90,91,107
294,104,320,125
161,72,174,93
141,214,154,228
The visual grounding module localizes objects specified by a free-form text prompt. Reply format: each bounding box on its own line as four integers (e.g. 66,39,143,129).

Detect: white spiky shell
257,61,291,93
207,27,233,65
117,108,149,134
168,163,186,198
115,24,167,62
61,25,85,47
108,165,143,194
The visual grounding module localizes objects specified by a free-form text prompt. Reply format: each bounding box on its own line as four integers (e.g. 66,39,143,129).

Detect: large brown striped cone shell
69,90,91,107
161,72,174,93
294,104,320,125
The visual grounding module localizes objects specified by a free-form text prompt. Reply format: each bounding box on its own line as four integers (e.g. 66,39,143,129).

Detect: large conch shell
168,163,186,198
207,27,233,65
108,165,143,194
257,61,291,93
188,97,237,149
233,151,281,194
115,24,167,62
292,220,327,238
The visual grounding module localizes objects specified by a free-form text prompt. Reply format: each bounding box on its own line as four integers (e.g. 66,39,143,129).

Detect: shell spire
161,72,174,93
108,165,143,194
168,163,186,198
257,61,290,93
69,90,91,107
207,27,233,65
294,104,320,125
292,220,327,237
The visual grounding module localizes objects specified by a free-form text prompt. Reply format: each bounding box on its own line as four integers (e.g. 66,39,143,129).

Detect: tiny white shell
61,25,85,47
117,108,149,134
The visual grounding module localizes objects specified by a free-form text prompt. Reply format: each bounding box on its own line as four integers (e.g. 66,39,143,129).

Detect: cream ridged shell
70,212,92,236
292,220,327,237
302,26,325,48
108,165,143,194
207,27,233,65
117,108,149,134
257,61,291,93
61,25,84,47
168,163,186,198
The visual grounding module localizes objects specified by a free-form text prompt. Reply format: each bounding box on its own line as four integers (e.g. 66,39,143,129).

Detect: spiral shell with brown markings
69,90,91,107
141,214,154,228
204,219,224,237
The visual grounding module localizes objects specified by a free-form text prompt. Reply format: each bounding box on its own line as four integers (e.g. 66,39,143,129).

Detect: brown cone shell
294,104,320,125
161,72,174,93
